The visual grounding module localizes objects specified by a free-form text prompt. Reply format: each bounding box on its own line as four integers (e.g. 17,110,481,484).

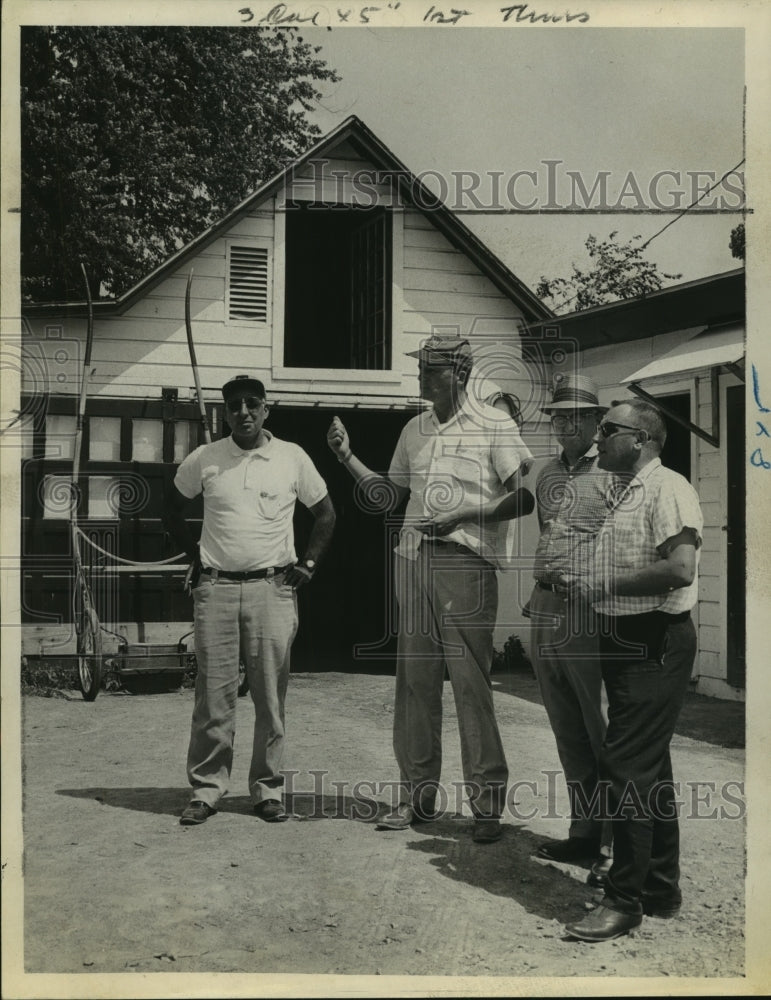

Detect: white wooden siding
24,149,531,408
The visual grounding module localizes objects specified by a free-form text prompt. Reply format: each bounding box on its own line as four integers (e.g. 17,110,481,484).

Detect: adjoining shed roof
622,324,745,383
25,115,552,325
524,268,744,350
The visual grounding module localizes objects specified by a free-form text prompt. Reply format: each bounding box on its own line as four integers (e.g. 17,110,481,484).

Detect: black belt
422,537,495,569
201,563,294,581
424,537,472,553
536,581,560,592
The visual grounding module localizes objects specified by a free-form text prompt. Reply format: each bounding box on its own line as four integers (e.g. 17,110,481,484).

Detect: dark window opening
656,392,692,482
284,206,392,370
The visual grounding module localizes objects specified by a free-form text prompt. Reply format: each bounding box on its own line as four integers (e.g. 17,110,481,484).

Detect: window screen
44,414,77,460
89,416,121,461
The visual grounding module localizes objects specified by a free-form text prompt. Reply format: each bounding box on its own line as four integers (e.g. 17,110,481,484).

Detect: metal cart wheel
77,609,103,701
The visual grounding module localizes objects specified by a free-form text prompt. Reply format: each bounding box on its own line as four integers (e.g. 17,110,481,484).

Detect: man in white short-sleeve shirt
327,336,534,843
560,398,704,943
166,375,335,826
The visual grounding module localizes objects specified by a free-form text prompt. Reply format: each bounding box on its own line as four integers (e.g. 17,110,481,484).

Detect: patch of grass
20,656,195,696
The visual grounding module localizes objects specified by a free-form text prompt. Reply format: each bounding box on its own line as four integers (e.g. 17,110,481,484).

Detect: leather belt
536,581,560,592
201,563,294,581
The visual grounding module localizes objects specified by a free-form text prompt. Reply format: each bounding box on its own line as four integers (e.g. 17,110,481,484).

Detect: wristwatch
301,559,316,573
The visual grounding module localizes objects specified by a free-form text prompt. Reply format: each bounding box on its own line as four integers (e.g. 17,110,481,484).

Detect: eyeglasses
225,396,265,412
550,413,594,428
598,421,647,439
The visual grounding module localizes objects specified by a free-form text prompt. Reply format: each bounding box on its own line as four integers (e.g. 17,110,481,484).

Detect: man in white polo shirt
166,375,335,826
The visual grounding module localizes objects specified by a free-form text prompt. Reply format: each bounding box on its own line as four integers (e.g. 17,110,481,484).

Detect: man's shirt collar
622,455,662,488
227,428,274,458
428,395,475,431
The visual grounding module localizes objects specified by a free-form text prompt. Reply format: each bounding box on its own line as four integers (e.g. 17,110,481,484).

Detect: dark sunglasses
225,396,265,412
598,420,647,439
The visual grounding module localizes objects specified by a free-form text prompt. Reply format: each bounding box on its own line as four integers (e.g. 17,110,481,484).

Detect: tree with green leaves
729,223,745,261
21,26,339,302
535,232,682,314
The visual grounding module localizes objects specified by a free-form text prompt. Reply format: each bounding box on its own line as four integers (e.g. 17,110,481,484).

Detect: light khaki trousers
187,574,298,807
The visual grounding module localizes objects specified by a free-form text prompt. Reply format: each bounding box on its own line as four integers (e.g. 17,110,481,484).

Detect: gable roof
25,115,552,325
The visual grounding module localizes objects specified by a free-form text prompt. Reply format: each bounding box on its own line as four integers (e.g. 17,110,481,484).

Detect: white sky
301,26,745,296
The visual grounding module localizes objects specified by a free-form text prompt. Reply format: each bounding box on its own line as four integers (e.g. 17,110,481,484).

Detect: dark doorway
725,383,745,688
247,404,415,673
655,392,692,481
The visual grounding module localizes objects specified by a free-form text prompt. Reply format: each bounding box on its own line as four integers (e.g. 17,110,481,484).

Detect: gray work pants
393,541,508,819
529,582,611,850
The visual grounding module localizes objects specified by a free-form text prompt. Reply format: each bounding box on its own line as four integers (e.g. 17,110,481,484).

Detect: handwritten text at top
238,4,591,25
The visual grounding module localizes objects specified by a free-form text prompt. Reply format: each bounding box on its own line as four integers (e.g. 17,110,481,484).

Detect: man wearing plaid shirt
562,398,703,942
528,375,614,873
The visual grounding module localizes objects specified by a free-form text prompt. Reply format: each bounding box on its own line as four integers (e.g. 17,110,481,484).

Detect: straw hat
540,373,607,413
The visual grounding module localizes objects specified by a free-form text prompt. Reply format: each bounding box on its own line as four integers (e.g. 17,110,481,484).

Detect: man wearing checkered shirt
561,398,704,943
528,375,614,872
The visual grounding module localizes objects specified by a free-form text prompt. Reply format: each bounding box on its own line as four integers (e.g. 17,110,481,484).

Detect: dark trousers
597,610,696,914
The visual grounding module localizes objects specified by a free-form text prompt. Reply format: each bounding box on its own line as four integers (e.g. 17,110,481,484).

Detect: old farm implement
70,268,231,699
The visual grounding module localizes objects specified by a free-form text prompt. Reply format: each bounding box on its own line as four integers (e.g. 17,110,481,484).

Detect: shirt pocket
256,490,282,520
442,444,489,491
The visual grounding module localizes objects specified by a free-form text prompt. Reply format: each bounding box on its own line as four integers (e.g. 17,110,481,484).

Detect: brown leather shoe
565,904,642,942
180,800,217,825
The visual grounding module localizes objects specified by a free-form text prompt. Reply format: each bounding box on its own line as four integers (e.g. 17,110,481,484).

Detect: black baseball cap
221,374,266,400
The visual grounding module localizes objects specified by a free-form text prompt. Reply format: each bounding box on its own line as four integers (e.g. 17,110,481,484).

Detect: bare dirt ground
11,667,748,995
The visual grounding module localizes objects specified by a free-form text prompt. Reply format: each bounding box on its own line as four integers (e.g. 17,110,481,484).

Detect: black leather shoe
180,800,217,825
376,803,414,831
642,894,682,918
472,819,503,843
587,855,613,888
564,904,642,942
254,800,288,823
537,837,601,862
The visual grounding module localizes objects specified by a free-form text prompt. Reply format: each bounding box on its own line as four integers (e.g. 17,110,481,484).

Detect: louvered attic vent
229,246,268,322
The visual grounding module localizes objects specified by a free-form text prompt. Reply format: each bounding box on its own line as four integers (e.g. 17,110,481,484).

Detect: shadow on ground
55,788,444,826
405,821,592,924
492,670,745,749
